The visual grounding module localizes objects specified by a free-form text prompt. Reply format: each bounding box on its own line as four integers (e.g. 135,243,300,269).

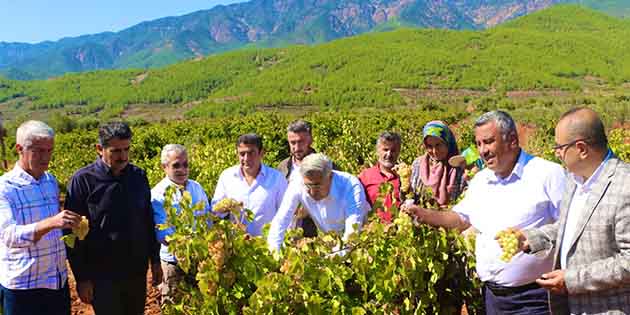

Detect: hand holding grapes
495,228,529,262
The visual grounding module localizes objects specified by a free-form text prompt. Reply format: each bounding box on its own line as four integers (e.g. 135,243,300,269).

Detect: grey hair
16,120,55,147
376,131,401,147
287,119,312,134
160,144,187,165
299,153,332,178
474,110,518,140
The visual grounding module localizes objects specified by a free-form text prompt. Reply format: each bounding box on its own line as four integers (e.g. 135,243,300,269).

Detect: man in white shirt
268,153,370,252
212,133,287,236
507,108,630,315
402,111,566,315
151,144,210,304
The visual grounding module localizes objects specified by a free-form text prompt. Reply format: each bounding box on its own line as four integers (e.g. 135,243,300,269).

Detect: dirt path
68,267,162,315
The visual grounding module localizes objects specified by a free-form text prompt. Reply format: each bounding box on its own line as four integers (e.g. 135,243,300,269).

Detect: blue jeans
484,283,550,315
0,283,70,315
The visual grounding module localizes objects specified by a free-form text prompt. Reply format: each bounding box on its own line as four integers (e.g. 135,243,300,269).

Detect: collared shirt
0,165,67,290
267,170,370,252
65,158,160,282
453,150,566,286
152,177,210,263
212,164,287,236
358,164,400,222
560,150,612,268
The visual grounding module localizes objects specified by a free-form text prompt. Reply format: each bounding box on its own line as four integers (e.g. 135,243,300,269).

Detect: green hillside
1,5,630,124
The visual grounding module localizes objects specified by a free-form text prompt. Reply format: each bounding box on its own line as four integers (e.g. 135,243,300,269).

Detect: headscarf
412,121,461,206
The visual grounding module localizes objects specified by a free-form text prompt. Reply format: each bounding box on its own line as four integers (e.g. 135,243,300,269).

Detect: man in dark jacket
65,122,162,315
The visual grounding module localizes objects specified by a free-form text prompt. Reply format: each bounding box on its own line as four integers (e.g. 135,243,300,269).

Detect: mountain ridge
1,0,628,80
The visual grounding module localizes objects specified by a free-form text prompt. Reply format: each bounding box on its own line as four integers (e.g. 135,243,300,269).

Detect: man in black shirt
65,122,162,315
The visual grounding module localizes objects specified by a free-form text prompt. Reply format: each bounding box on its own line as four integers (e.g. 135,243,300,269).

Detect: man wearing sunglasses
505,107,630,314
268,153,370,252
151,144,210,304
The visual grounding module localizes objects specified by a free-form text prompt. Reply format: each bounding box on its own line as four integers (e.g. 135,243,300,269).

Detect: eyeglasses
304,182,323,190
552,138,588,151
171,162,189,169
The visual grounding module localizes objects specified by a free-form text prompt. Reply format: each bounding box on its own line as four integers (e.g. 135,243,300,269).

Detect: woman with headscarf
409,120,465,208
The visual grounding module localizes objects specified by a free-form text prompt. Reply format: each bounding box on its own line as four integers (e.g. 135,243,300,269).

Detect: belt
485,281,541,297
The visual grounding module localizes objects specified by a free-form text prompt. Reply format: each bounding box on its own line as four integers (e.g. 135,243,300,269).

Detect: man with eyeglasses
212,133,287,237
402,111,566,314
151,144,210,304
268,153,370,252
278,119,339,237
500,107,630,315
0,121,81,315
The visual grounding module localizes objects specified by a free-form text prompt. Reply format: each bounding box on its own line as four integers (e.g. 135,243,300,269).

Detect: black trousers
92,275,147,315
0,282,70,315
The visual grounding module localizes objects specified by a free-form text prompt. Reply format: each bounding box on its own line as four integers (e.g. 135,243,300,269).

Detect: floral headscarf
422,120,459,159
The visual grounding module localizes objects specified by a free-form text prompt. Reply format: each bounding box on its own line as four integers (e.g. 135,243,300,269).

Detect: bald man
504,107,630,315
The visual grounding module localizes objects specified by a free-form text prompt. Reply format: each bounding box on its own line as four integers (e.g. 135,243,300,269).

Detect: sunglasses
171,162,189,169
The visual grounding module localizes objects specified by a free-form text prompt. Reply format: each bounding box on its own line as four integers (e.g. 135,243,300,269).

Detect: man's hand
536,269,568,295
495,227,530,253
151,262,163,287
52,210,82,229
400,204,425,222
35,210,82,242
77,280,94,304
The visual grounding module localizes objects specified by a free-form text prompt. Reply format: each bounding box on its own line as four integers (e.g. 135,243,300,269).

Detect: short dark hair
99,122,132,147
237,133,263,151
287,119,312,134
559,107,608,151
376,131,401,147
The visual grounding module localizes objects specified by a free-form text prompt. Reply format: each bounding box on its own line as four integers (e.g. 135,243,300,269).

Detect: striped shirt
0,165,67,290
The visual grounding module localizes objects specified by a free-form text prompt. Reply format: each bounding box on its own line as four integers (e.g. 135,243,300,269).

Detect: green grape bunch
60,216,89,248
394,162,412,196
213,198,243,214
496,229,521,262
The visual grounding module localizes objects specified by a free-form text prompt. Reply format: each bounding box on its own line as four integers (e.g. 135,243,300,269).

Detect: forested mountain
1,0,628,80
1,4,630,127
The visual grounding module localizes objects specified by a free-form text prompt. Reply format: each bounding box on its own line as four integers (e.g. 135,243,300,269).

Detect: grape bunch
395,162,412,194
60,216,89,248
496,229,520,262
213,198,243,213
74,216,89,240
208,239,226,271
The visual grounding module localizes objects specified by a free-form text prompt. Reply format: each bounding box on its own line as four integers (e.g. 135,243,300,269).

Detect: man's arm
64,175,91,283
267,184,300,252
274,174,288,211
151,188,173,245
342,177,370,240
0,189,79,247
408,206,471,231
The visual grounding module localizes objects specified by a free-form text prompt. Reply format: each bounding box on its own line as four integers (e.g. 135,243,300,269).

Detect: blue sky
0,0,244,43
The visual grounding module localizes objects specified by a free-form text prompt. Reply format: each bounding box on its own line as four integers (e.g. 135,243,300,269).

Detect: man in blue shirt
0,120,81,315
151,144,210,304
65,122,162,315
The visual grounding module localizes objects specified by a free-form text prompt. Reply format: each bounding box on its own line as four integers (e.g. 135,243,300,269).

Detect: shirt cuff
8,222,38,247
